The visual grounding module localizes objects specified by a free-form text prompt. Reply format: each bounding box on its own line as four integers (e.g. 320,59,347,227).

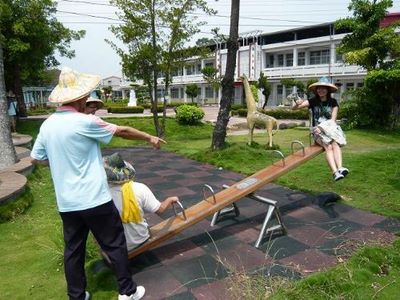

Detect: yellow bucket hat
49,67,101,104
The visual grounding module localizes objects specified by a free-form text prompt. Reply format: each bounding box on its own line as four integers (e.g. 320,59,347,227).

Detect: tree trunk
160,72,170,139
0,46,18,169
151,75,161,137
211,0,240,150
150,0,161,137
262,92,269,109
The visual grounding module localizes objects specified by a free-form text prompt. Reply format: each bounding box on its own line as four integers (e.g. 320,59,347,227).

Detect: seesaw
123,141,323,259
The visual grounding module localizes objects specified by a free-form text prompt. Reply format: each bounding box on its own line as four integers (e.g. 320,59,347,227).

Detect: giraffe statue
241,74,278,147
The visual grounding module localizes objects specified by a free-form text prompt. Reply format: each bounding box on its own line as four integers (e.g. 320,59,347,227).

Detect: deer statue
241,74,278,147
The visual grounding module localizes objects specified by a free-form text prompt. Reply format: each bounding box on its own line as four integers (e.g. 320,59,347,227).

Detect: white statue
128,89,137,107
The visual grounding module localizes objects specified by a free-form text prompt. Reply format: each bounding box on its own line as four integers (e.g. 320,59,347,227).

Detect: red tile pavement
97,147,400,299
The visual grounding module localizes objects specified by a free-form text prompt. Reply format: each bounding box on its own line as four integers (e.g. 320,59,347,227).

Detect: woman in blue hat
293,76,349,181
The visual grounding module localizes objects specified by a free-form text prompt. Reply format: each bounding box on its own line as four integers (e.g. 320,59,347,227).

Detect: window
285,86,293,97
170,88,180,99
310,49,330,65
171,68,183,77
357,82,364,88
186,65,193,75
196,64,202,74
277,54,284,67
298,52,305,66
336,53,343,63
286,53,293,66
205,86,214,98
265,54,274,68
346,83,354,90
277,84,283,105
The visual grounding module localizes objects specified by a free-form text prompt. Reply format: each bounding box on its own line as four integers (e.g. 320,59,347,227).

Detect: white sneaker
333,170,344,181
338,167,349,177
119,286,145,300
85,291,90,300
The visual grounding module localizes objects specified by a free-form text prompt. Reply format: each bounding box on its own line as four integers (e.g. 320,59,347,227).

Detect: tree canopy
336,0,400,129
335,0,400,70
0,0,84,116
185,83,199,103
109,0,215,137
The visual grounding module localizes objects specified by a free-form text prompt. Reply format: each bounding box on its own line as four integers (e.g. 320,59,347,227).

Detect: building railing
262,63,366,79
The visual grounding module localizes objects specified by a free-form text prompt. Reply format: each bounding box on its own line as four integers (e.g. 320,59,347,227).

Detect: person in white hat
85,92,104,115
30,67,163,300
293,76,349,181
103,152,179,251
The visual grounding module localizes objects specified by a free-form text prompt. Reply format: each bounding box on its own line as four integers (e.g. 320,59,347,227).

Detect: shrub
250,84,259,102
237,108,248,117
27,107,56,116
234,107,309,120
107,106,144,113
175,104,205,124
231,104,246,111
262,108,309,120
172,102,198,112
104,100,127,109
338,99,360,130
150,105,164,113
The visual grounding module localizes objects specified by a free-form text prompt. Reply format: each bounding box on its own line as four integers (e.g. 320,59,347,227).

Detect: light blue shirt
31,106,117,212
7,99,17,116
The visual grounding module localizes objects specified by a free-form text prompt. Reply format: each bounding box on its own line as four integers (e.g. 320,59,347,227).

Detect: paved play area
101,147,400,300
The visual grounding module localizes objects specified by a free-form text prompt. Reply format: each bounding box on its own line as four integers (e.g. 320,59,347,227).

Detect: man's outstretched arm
114,126,166,149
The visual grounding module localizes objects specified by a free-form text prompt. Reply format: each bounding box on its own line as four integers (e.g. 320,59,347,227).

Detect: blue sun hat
308,76,338,93
86,91,104,108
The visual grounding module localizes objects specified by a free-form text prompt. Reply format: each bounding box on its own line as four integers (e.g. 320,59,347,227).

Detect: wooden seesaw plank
128,144,323,259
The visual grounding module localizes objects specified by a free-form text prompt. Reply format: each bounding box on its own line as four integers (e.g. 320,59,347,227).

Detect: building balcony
171,74,205,85
263,63,366,80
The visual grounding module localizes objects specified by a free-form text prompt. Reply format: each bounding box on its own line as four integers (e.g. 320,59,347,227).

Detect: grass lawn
1,117,399,299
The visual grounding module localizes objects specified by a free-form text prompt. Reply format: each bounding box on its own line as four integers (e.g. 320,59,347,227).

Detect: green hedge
171,102,198,108
237,108,248,117
27,107,56,116
141,102,198,109
107,106,145,113
264,108,309,120
104,100,128,109
232,107,309,119
231,104,246,111
150,106,165,113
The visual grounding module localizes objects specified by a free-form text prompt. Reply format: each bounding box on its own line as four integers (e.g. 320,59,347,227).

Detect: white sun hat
48,67,101,104
308,76,338,93
86,91,104,108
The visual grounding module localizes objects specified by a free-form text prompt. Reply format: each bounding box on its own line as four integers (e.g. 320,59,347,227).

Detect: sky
55,0,400,78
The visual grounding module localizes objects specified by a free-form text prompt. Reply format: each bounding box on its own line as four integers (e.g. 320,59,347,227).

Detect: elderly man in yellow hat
30,67,163,300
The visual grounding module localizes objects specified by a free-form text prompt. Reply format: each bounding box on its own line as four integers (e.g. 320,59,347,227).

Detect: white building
100,76,124,99
119,13,399,107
